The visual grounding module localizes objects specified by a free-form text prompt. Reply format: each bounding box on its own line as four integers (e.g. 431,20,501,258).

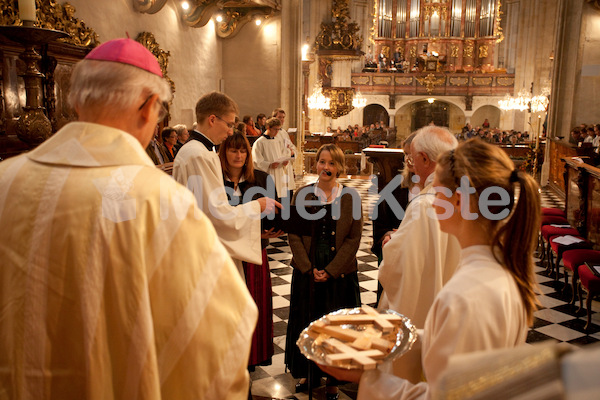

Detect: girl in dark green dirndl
285,144,363,400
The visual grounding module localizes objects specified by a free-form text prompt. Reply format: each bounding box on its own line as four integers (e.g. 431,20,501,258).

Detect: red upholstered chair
541,226,580,273
577,263,600,331
541,207,567,218
562,249,600,304
539,216,571,262
548,235,593,282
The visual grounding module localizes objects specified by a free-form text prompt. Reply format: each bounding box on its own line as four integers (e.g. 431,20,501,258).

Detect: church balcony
351,72,515,97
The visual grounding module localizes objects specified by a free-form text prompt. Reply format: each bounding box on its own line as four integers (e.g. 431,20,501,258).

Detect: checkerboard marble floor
249,175,600,400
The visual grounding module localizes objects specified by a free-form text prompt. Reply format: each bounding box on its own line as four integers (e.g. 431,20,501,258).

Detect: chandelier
307,81,331,111
352,89,367,108
498,88,530,112
498,86,550,113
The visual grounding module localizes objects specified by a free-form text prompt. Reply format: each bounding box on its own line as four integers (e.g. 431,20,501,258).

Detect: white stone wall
221,18,282,122
67,0,284,129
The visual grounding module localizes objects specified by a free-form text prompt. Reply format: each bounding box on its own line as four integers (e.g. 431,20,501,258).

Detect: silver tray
296,307,417,370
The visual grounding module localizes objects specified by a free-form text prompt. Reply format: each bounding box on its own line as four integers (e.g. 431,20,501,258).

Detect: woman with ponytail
319,138,541,400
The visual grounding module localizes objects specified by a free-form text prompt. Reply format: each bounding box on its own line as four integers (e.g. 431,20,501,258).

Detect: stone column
280,0,303,173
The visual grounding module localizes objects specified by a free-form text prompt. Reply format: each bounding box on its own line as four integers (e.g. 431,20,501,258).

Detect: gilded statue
36,0,99,48
450,45,459,58
464,44,474,58
478,45,488,58
315,0,363,54
136,32,175,96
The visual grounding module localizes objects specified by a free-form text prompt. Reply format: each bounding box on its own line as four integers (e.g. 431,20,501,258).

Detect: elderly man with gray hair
172,123,189,152
377,125,461,384
0,38,256,400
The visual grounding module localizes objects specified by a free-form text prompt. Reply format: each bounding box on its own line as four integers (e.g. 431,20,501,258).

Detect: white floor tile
534,308,575,324
272,296,290,309
257,353,287,377
535,324,585,342
272,284,291,296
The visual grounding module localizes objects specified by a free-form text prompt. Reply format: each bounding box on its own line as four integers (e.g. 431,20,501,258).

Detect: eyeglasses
405,154,414,166
214,114,235,130
138,95,169,122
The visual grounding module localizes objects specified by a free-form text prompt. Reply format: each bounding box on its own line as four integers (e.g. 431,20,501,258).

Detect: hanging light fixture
307,80,330,110
498,88,531,112
352,89,367,108
531,95,549,113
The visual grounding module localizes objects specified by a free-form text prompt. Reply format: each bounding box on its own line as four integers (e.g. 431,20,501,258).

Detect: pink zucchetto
84,38,163,77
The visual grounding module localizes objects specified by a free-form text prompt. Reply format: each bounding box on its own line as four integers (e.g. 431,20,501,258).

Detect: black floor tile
273,307,290,321
527,329,556,343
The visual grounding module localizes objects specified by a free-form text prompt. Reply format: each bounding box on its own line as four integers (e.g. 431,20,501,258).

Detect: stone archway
394,99,465,142
363,104,389,127
410,100,450,131
471,105,502,129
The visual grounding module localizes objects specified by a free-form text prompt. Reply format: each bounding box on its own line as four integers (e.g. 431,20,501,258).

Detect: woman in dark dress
218,132,282,369
285,144,363,400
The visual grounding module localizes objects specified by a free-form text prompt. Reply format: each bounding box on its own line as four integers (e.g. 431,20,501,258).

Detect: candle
18,0,37,22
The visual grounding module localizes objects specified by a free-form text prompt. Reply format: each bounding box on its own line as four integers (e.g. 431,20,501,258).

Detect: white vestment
0,122,257,400
378,173,461,383
174,136,262,274
359,245,529,400
252,134,294,198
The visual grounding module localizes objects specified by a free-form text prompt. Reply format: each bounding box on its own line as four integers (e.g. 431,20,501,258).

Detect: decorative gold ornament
497,77,515,86
0,0,99,48
464,42,474,58
135,32,175,96
373,76,392,85
395,77,413,85
132,0,168,14
381,45,390,59
449,77,468,86
318,58,333,87
322,87,355,119
472,77,493,86
416,73,446,94
176,1,280,35
450,45,459,58
214,7,275,38
352,76,370,85
478,45,488,58
315,0,363,55
495,0,504,43
410,46,417,58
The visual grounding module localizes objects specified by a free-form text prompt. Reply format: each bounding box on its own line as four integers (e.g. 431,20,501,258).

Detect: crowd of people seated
323,122,394,146
458,122,531,144
569,123,600,147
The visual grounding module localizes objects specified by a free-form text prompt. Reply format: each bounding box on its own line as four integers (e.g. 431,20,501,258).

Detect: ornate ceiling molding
0,0,99,48
133,0,168,14
214,7,275,38
132,0,281,37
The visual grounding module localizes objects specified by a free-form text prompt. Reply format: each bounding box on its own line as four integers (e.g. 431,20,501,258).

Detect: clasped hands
312,268,330,282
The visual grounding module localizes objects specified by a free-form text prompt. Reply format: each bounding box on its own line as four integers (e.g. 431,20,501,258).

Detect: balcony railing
351,72,515,97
